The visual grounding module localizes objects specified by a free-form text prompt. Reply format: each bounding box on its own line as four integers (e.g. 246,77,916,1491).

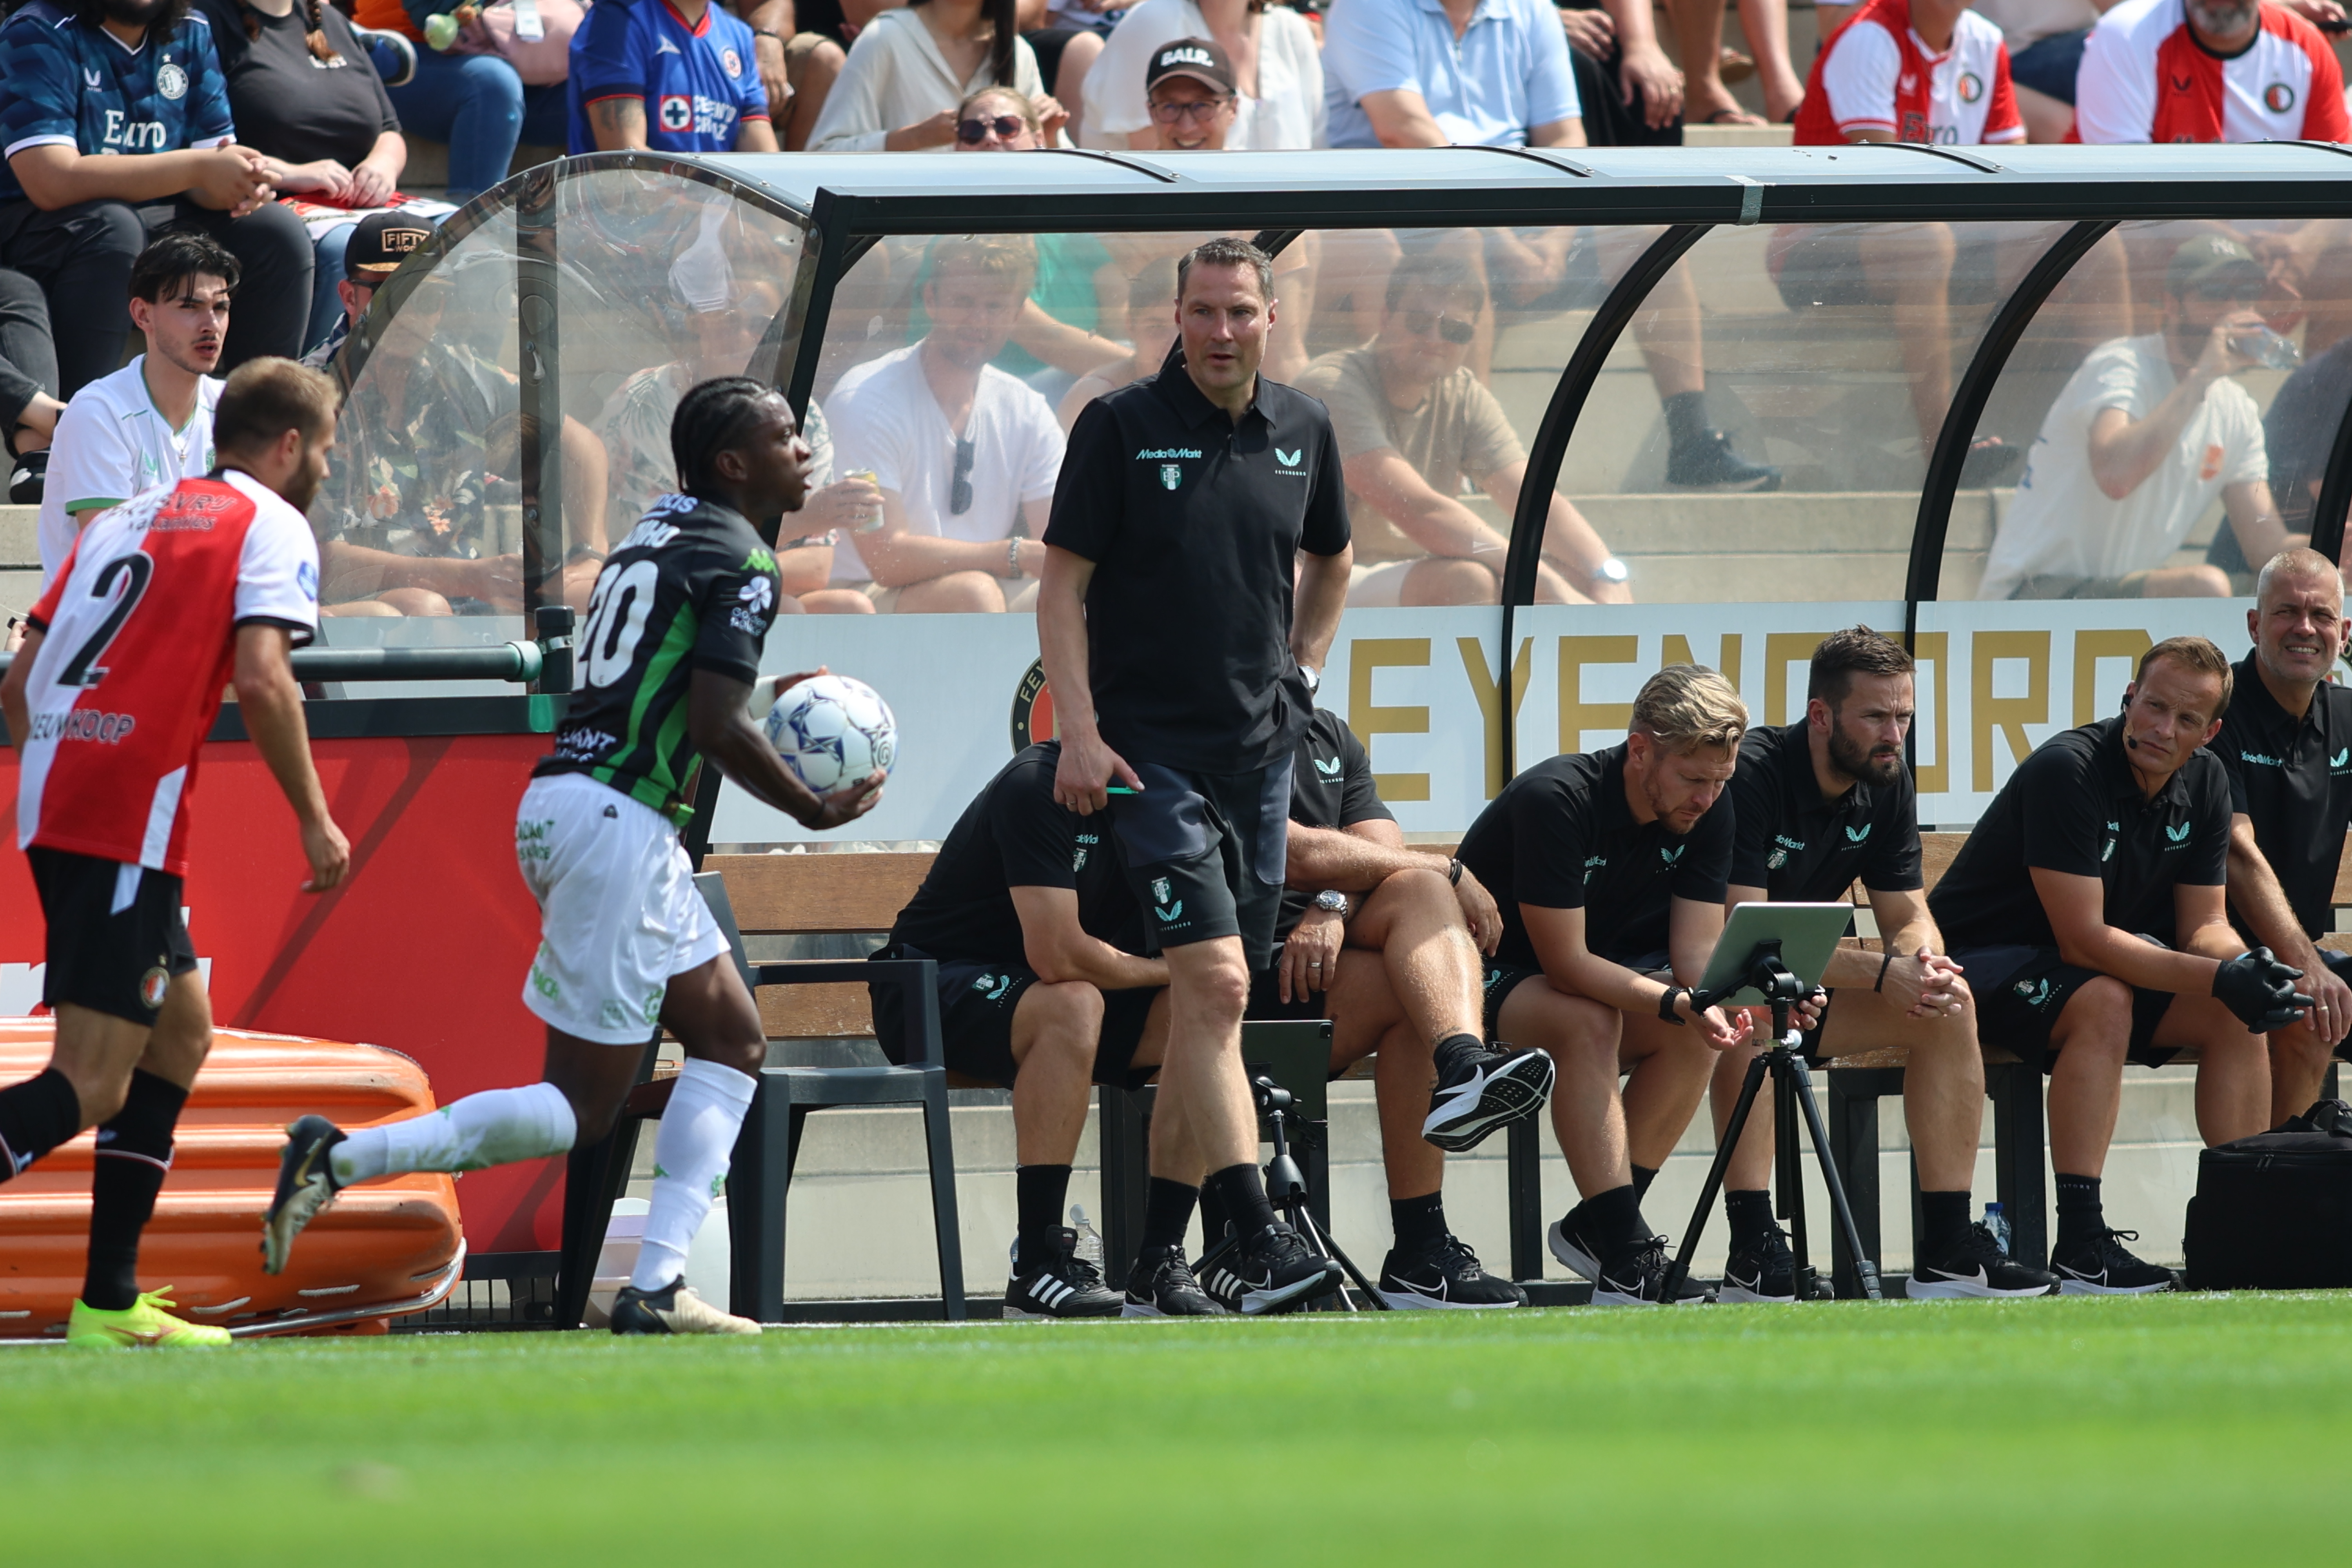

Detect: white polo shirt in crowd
38,356,223,582
823,343,1064,585
1322,0,1581,149
2074,0,2348,143
1980,332,2266,600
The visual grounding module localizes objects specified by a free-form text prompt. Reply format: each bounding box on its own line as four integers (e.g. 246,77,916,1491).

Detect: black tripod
1662,940,1884,1302
1195,1076,1387,1311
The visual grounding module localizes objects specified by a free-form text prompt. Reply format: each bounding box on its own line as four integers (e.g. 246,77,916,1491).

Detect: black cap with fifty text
1145,37,1235,96
344,210,435,284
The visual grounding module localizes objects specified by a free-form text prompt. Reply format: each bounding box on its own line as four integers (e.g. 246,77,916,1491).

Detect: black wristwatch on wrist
1657,985,1688,1025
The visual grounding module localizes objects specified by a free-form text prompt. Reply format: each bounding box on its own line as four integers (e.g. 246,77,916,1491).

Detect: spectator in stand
299,210,430,376
1125,41,1244,150
1,276,65,506
570,0,777,152
1980,235,2294,601
1971,0,2109,140
350,0,565,205
1555,0,1688,145
806,0,1065,150
2075,0,2347,143
739,0,890,149
37,234,230,582
2251,330,2352,540
951,83,1052,147
0,0,314,393
1060,257,1179,428
826,236,1064,612
1670,0,1806,126
1297,252,1630,607
1082,0,1325,149
1020,1,1109,146
192,0,410,356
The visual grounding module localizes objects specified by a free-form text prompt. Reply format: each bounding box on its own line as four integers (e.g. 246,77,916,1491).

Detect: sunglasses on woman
956,114,1029,144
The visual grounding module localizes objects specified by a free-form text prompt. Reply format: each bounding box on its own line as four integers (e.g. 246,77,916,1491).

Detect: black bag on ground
2183,1099,2352,1290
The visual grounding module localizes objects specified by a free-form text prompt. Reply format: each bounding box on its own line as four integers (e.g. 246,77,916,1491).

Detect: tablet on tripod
1694,901,1854,1005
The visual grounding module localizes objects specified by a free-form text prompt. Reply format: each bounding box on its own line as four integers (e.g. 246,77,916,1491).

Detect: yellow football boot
67,1288,233,1348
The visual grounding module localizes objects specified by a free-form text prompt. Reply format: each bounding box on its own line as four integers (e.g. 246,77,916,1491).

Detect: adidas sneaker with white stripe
1002,1227,1124,1320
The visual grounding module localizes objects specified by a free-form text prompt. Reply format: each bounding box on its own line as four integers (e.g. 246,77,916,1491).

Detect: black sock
1140,1177,1198,1255
1432,1033,1484,1081
1918,1190,1972,1261
1579,1182,1648,1258
1631,1163,1659,1200
1207,1162,1279,1240
1724,1188,1773,1243
83,1070,187,1312
0,1067,81,1181
1013,1163,1073,1273
1662,389,1710,451
2054,1172,2103,1248
1390,1191,1446,1251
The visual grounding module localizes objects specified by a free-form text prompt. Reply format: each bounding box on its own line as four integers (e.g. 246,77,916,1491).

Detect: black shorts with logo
1958,944,2180,1070
28,847,199,1027
1478,951,1670,1043
1110,757,1293,969
869,946,1159,1090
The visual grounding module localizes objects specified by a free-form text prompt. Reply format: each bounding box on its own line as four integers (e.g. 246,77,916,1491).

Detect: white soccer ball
763,674,898,794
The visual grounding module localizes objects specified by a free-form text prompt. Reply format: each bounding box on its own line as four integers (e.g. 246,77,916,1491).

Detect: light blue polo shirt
1322,0,1582,149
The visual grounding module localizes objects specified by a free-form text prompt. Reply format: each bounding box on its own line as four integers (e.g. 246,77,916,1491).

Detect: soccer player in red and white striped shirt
2076,0,2348,143
0,358,350,1348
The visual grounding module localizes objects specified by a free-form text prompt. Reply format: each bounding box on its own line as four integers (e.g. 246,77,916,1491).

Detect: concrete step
0,505,34,570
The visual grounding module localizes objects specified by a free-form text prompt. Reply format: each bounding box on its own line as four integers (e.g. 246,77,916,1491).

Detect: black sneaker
1200,1224,1342,1316
1423,1043,1554,1152
1122,1244,1229,1317
1377,1232,1526,1310
1718,1222,1797,1304
8,448,45,506
1002,1227,1123,1320
2051,1227,2176,1296
1591,1235,1712,1307
1545,1201,1611,1283
260,1114,346,1276
1907,1222,2059,1299
610,1278,760,1334
1664,429,1781,492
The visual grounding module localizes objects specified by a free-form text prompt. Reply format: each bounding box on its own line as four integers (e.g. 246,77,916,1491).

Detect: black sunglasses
950,436,975,514
956,115,1027,144
1401,309,1477,346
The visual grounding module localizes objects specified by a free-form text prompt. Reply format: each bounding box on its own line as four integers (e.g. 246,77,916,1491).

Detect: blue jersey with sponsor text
566,0,768,156
0,2,236,204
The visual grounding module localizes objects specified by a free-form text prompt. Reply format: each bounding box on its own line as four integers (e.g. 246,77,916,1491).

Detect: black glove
2212,947,2312,1032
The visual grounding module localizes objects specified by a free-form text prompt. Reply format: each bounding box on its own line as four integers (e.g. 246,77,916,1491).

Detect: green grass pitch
6,1293,2350,1564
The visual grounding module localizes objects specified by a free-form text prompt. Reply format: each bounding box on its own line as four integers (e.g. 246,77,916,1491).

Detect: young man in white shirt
826,236,1064,613
37,232,232,582
1981,234,2294,601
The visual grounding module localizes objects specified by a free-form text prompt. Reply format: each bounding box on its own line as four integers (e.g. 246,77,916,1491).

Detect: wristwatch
1313,890,1348,916
1593,557,1630,585
1299,664,1321,693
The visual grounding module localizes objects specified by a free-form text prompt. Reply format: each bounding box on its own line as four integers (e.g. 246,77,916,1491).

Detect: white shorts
1347,559,1418,607
514,773,728,1045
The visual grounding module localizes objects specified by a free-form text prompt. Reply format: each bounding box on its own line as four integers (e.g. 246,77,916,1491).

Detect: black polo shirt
1277,708,1396,938
1929,715,2231,952
1455,744,1735,970
1043,359,1351,774
1728,720,1924,901
2212,652,2352,942
890,743,1143,967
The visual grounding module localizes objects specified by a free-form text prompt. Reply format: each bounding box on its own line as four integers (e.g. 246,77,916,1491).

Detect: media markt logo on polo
1137,446,1201,493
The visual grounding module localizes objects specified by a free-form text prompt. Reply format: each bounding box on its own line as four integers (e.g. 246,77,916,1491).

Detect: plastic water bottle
1982,1201,2011,1257
1069,1204,1105,1269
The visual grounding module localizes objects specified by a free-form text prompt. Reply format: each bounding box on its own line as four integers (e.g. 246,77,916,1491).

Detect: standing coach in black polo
2212,547,2352,1129
1928,636,2308,1294
1038,236,1356,1316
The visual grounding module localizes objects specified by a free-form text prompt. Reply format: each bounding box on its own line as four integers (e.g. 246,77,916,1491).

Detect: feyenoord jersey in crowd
535,494,784,826
1793,0,2022,145
0,2,237,204
2074,0,2348,143
565,0,768,155
18,471,320,875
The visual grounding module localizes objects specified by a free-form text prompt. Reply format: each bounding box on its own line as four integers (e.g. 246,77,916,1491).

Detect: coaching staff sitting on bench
1041,235,1354,1316
2211,548,2352,1129
1713,627,2058,1301
1247,706,1555,1309
872,742,1174,1320
1929,635,2308,1295
1455,664,1780,1306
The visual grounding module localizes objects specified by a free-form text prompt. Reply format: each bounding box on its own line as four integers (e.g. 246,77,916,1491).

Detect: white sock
332,1082,578,1184
631,1058,756,1293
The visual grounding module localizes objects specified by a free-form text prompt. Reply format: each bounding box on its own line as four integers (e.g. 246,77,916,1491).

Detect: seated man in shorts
1454,664,1769,1306
873,741,1174,1318
1929,635,2308,1294
1297,252,1630,608
1247,707,1556,1308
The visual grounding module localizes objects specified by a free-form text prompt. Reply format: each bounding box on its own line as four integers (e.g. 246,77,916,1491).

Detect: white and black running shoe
261,1114,347,1276
2049,1227,2176,1296
1907,1223,2059,1299
1377,1233,1526,1310
1717,1222,1798,1304
1200,1224,1343,1316
1545,1201,1610,1282
610,1278,761,1334
1588,1234,1711,1307
1003,1227,1123,1320
1122,1245,1229,1317
1423,1044,1555,1152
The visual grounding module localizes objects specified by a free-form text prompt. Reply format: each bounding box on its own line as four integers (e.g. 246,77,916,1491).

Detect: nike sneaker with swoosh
1004,1227,1123,1320
2049,1227,2176,1296
1590,1235,1711,1307
1201,1223,1342,1315
1907,1222,2058,1298
261,1114,348,1276
1717,1222,1798,1304
1122,1245,1229,1317
1423,1044,1555,1153
609,1278,762,1334
1377,1232,1526,1309
66,1288,232,1348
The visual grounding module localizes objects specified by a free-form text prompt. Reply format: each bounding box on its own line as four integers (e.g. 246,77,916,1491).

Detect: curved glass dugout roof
333,145,2352,626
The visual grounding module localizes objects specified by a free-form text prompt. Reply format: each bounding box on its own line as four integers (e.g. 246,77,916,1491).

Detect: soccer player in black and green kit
262,378,885,1333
